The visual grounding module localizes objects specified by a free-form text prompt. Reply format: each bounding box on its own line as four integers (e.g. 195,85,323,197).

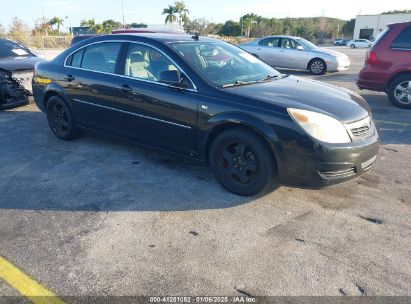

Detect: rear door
254,37,281,66
63,42,124,132
111,42,198,156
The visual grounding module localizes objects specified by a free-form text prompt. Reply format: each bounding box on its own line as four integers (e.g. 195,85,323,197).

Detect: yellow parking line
375,120,411,127
0,256,65,304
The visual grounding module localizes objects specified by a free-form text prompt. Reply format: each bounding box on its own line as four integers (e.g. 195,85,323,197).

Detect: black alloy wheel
209,127,275,196
46,96,80,140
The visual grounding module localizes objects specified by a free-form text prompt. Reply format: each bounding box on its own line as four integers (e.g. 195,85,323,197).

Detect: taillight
366,51,379,64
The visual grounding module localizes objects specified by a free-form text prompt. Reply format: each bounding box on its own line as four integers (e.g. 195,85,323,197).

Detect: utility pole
122,0,126,28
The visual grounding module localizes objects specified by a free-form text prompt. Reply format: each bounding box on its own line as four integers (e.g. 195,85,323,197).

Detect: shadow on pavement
0,110,277,212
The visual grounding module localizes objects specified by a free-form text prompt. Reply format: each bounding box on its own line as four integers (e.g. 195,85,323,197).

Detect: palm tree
50,17,64,33
55,17,64,33
174,1,189,25
162,5,177,24
80,19,96,28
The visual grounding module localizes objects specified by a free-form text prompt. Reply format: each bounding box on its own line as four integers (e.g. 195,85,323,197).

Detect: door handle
121,85,132,93
64,74,75,82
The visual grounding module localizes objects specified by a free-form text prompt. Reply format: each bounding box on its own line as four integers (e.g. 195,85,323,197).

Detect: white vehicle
348,39,372,48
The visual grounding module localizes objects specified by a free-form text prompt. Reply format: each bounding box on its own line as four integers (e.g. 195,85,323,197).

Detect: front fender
199,112,285,172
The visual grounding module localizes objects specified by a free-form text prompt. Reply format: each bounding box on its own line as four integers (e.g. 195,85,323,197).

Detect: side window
68,48,84,67
124,44,178,81
80,42,122,73
280,38,297,49
258,38,279,47
391,26,411,49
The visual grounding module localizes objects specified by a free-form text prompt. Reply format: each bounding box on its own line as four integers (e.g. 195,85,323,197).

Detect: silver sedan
238,35,350,75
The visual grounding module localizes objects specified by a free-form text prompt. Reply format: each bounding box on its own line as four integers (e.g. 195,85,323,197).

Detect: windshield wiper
222,80,258,88
222,74,289,88
257,74,288,83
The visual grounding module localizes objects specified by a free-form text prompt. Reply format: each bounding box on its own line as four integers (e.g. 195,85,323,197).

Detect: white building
353,13,411,39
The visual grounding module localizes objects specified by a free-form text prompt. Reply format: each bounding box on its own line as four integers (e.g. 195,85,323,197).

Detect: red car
357,21,411,109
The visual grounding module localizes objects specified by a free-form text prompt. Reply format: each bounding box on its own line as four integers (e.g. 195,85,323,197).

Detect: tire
209,127,275,196
308,58,327,75
46,96,80,140
387,74,411,109
350,44,356,49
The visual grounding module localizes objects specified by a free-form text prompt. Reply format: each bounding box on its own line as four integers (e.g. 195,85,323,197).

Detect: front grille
346,117,373,141
318,167,356,180
351,125,370,137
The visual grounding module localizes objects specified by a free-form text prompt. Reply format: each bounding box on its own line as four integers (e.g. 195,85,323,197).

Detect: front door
113,42,198,156
277,38,307,69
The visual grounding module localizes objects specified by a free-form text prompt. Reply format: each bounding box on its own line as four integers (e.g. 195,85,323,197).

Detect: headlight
288,108,351,143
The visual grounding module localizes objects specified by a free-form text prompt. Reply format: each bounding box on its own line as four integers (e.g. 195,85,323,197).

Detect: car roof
259,35,302,40
387,20,411,27
90,33,218,44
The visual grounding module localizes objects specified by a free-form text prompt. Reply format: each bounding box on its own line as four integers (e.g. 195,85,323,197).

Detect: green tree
218,20,241,36
382,10,411,14
184,18,216,35
8,17,31,44
33,17,51,36
49,16,64,33
0,23,6,37
342,18,355,38
174,1,189,25
162,5,177,24
80,19,96,27
102,19,122,33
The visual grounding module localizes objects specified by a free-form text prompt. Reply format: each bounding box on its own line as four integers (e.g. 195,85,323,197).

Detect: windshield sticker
239,52,259,63
11,49,29,56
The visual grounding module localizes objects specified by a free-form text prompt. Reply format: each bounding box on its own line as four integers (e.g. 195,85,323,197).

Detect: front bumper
278,128,379,187
327,58,351,72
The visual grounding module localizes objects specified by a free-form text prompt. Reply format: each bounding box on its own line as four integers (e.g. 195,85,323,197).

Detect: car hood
310,47,346,58
224,75,370,123
0,56,44,71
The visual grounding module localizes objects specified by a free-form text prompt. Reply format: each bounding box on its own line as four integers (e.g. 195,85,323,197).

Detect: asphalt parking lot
0,47,410,298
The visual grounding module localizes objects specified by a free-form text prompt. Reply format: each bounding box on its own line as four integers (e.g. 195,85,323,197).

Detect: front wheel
309,59,326,75
209,127,275,196
387,74,411,109
350,44,355,48
46,96,80,140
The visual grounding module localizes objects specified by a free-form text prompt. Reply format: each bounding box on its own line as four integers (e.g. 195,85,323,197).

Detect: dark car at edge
32,33,379,196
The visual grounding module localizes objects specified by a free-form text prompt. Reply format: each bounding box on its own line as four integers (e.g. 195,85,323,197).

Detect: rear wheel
350,44,356,48
209,127,275,196
309,59,326,75
46,96,80,140
388,74,411,109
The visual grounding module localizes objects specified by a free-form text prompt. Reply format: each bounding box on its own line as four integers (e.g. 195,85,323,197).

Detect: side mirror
296,45,304,51
158,70,189,88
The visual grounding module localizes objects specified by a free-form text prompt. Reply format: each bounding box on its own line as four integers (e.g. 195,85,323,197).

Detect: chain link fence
1,35,73,50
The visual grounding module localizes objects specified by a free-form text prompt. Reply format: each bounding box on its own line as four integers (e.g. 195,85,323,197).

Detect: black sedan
32,34,379,196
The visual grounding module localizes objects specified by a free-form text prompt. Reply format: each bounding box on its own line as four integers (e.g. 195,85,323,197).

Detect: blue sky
0,0,409,31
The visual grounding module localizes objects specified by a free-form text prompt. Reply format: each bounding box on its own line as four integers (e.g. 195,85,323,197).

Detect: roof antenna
192,32,199,41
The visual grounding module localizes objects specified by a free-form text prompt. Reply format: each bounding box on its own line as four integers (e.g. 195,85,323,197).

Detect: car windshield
295,38,317,50
169,41,282,87
0,39,33,59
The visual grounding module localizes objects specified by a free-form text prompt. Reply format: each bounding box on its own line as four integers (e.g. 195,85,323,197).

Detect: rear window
66,42,122,74
391,26,411,49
